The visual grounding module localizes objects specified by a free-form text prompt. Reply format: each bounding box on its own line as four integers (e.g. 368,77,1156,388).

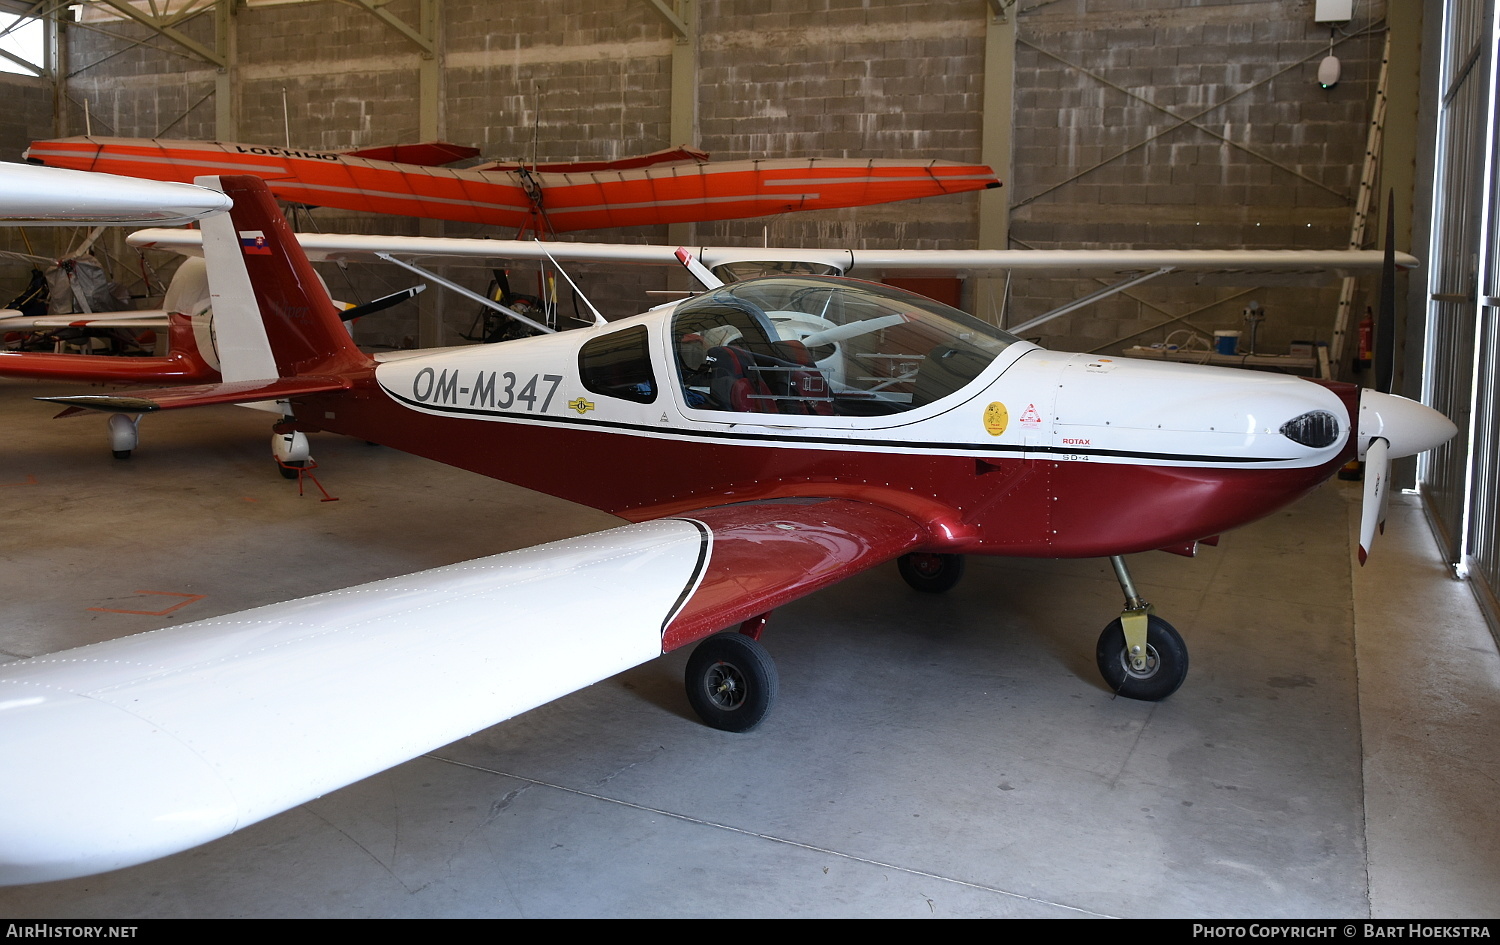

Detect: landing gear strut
1095,555,1188,701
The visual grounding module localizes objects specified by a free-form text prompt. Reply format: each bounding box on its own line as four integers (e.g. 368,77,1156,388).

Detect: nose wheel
1096,613,1188,701
1097,556,1189,701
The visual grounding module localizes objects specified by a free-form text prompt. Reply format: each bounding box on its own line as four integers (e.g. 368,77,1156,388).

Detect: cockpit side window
579,325,657,404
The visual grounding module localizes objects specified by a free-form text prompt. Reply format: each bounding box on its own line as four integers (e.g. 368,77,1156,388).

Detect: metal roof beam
91,0,224,66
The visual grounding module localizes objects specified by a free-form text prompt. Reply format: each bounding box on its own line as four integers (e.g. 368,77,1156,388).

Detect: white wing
0,497,924,886
0,520,706,885
0,163,231,226
128,228,1418,280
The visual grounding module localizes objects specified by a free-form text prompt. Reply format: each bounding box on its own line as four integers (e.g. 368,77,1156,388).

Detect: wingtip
1358,545,1369,566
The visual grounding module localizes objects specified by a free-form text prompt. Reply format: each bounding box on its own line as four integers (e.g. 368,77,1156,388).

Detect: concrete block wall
692,0,987,252
21,0,1386,356
1009,0,1388,355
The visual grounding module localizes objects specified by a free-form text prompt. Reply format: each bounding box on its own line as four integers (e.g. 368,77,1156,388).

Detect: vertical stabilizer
198,175,372,381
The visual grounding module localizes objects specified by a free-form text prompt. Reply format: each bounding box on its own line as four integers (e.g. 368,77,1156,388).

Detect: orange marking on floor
1,474,38,486
89,591,207,616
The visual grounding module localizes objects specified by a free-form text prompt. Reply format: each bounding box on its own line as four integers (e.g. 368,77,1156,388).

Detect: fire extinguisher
1355,306,1373,372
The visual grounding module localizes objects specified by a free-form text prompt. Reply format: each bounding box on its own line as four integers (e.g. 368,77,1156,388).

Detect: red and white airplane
0,254,420,462
25,136,1001,235
0,170,1455,885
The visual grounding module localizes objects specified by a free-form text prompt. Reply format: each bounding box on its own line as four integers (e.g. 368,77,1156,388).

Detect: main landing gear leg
1094,555,1188,701
684,613,779,732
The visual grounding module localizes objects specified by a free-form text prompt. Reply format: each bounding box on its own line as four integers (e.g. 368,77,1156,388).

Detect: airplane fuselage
287,278,1357,561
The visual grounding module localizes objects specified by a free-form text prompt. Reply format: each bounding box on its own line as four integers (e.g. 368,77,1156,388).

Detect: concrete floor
0,376,1495,919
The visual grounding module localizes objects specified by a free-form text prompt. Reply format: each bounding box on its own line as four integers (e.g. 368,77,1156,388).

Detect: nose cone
1358,390,1457,459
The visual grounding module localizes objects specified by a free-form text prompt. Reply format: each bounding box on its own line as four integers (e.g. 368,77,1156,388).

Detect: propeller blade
339,284,425,322
674,247,726,290
1375,190,1397,394
1359,435,1390,565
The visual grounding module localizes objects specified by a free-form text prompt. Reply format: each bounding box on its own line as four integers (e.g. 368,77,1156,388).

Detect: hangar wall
31,0,1389,359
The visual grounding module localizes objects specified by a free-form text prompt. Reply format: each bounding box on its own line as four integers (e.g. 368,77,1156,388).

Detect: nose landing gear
1096,555,1188,701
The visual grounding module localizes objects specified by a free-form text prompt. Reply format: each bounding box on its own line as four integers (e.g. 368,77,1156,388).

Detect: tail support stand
1110,555,1153,674
276,458,339,502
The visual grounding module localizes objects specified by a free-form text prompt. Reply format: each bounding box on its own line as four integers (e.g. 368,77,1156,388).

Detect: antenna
529,84,541,171
535,240,606,327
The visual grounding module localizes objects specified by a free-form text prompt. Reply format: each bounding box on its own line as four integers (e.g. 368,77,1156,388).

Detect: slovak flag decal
239,230,271,255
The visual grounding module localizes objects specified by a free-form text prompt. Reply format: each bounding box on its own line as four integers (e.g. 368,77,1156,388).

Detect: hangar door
1421,0,1500,640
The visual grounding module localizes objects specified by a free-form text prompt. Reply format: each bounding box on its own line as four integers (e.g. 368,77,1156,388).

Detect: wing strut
374,252,555,335
1008,267,1175,334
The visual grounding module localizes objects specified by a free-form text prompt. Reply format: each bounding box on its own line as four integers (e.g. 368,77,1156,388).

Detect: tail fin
198,175,372,381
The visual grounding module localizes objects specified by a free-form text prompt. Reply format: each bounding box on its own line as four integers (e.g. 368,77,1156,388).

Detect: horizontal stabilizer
28,315,168,330
36,376,351,413
0,310,169,331
339,141,482,166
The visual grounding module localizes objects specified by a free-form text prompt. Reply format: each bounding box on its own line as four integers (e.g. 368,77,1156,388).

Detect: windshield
672,276,1019,417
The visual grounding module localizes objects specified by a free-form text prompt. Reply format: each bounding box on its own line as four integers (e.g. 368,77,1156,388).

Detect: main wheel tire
277,460,306,480
111,449,131,460
684,632,779,732
897,552,965,593
1096,615,1189,701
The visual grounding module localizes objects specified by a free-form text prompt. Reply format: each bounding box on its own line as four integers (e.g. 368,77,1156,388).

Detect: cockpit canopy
672,276,1020,417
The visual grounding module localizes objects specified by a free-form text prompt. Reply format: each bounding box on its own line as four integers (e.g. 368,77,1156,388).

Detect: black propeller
1375,189,1397,394
1357,190,1410,564
338,284,425,322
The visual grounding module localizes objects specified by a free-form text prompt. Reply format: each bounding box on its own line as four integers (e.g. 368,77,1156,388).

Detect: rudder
198,175,371,382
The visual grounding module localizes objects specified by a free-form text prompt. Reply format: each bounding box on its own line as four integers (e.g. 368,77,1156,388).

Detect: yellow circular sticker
983,401,1008,436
